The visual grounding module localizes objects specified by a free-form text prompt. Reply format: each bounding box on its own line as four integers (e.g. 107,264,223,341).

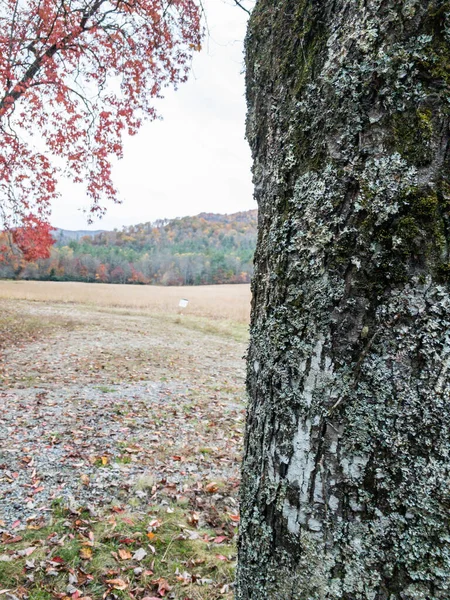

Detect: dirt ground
0,296,248,600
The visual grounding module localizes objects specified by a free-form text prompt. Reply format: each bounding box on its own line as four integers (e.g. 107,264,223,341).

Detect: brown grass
0,280,251,323
0,305,78,352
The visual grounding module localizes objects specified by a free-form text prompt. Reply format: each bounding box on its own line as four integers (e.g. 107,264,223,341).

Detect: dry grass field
0,281,251,600
0,280,252,323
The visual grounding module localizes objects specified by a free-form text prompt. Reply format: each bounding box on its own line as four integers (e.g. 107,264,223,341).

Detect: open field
0,283,250,599
0,281,252,324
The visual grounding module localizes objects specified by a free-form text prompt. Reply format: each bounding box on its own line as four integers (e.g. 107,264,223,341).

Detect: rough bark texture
237,2,450,599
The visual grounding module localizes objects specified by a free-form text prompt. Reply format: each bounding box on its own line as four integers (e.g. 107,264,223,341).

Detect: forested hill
2,210,257,285
53,229,106,243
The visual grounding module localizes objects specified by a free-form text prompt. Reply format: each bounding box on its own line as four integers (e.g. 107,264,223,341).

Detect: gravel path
0,302,246,528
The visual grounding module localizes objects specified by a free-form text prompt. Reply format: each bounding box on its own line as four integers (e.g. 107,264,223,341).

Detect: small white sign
179,298,189,308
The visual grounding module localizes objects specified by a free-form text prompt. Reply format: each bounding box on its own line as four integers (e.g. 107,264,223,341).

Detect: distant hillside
2,210,257,285
53,229,106,244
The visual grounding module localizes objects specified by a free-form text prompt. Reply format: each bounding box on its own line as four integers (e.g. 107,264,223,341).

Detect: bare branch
232,0,250,15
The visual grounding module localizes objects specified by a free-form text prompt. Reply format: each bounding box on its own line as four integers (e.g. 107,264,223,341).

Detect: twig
161,534,176,563
232,0,251,15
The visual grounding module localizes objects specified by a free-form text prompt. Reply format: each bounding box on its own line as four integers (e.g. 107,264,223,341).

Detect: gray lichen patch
237,1,450,599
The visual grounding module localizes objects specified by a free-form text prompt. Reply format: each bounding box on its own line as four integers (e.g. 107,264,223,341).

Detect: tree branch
232,0,250,15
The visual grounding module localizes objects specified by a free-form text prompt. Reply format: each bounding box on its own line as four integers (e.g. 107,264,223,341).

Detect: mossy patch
419,3,450,86
391,109,434,166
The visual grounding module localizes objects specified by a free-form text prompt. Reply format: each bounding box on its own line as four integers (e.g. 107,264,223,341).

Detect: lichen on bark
237,1,450,599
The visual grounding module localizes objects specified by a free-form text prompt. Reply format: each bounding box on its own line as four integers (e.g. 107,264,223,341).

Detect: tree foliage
0,0,201,259
0,210,257,285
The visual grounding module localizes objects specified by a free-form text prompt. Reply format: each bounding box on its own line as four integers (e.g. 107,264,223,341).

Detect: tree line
0,210,257,285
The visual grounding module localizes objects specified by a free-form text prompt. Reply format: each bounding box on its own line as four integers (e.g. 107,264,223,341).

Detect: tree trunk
237,2,450,598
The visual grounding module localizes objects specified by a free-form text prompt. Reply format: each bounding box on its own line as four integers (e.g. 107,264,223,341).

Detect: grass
0,280,251,324
170,314,248,343
96,385,116,393
0,282,250,388
0,502,236,600
0,304,77,352
0,281,246,598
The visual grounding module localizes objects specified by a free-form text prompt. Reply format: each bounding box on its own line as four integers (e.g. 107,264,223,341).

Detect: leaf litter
0,300,246,599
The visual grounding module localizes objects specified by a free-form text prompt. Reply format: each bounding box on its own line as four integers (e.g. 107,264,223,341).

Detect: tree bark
237,2,450,599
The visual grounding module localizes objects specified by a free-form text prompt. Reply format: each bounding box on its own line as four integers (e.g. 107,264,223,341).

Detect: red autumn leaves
0,0,202,260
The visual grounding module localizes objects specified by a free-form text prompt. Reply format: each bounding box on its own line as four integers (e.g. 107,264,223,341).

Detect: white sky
51,0,255,231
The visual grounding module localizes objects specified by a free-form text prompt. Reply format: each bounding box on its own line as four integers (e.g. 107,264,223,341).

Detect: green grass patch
0,503,236,600
96,385,116,393
170,314,249,343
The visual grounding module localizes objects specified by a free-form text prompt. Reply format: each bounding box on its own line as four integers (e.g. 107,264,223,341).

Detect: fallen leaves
79,547,92,560
152,577,171,596
1,533,23,544
213,535,228,544
205,481,219,493
117,548,132,561
105,577,127,590
132,547,147,561
114,545,148,564
186,512,199,527
16,546,36,557
0,300,244,600
0,494,238,600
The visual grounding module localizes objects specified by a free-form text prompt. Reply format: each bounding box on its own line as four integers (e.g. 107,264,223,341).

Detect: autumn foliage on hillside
0,0,201,260
0,210,257,285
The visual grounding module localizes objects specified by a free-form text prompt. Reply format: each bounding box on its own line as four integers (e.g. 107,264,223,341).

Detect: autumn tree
0,0,202,259
0,213,55,276
237,1,450,598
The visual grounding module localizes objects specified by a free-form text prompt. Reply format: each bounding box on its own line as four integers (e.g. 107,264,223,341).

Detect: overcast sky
51,0,255,231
